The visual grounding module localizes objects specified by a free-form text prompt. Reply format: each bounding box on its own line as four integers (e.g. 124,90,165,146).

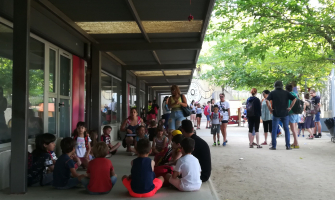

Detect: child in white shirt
165,138,202,192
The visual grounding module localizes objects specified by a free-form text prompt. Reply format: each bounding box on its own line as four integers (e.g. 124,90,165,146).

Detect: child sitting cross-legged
122,139,164,198
81,142,117,194
165,138,202,192
152,126,168,155
72,122,92,169
101,125,121,157
53,137,86,189
130,126,148,154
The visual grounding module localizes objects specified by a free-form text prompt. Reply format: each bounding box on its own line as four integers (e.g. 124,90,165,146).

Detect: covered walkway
0,0,215,194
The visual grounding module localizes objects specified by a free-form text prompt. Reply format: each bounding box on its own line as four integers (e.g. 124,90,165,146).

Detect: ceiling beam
105,52,126,65
123,64,196,71
126,0,150,43
147,82,190,86
138,75,192,81
98,42,202,51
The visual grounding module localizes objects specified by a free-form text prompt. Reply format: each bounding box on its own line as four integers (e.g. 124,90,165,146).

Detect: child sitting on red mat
122,139,164,198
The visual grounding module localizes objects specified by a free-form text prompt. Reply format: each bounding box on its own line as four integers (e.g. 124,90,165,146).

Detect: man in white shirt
165,138,202,191
108,98,116,112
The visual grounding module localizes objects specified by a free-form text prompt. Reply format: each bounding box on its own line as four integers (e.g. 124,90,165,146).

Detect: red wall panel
72,55,85,131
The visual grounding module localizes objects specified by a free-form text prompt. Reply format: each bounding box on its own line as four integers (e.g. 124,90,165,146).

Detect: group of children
27,120,203,197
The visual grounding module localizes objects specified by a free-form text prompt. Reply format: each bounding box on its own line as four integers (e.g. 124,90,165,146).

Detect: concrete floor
0,121,218,200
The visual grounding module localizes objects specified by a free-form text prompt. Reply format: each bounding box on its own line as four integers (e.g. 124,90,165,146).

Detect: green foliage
199,0,334,91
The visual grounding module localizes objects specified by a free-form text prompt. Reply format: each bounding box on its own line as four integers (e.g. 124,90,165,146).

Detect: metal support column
122,68,127,122
84,43,91,128
90,46,101,139
10,0,31,194
136,77,141,114
145,84,149,115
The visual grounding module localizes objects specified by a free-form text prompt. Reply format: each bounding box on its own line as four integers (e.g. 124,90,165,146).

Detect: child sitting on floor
122,139,164,198
72,121,92,169
101,125,121,157
28,133,55,186
147,120,157,141
152,126,168,155
166,138,202,192
165,134,183,165
82,142,117,195
53,137,86,189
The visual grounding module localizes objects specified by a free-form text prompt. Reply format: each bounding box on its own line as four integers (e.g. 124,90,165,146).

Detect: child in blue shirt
53,137,86,189
122,139,164,198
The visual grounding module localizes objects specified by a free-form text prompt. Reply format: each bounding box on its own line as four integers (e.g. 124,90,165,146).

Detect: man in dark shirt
181,120,211,182
266,81,297,150
310,89,322,138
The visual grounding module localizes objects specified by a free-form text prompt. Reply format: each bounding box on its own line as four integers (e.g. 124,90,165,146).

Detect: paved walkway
0,125,218,200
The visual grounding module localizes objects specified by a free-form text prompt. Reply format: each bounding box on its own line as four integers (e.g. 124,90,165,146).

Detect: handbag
180,94,192,117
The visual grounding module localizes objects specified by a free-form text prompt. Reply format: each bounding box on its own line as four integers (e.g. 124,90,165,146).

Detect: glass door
45,47,72,138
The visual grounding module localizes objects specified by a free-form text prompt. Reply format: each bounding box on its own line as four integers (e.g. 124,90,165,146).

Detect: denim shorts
289,114,299,123
315,112,320,122
206,115,211,121
168,110,185,131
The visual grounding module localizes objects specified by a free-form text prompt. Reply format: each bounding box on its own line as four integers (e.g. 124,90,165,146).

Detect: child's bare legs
157,176,164,183
122,175,129,181
290,122,299,146
81,157,89,168
125,137,134,152
110,142,121,154
197,117,201,128
213,133,216,144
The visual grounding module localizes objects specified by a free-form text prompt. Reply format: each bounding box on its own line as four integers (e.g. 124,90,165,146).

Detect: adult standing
216,93,230,146
120,108,144,152
162,96,171,130
304,93,316,139
310,89,322,138
181,120,211,182
190,100,197,127
261,90,272,145
266,81,297,150
246,88,262,148
286,84,300,149
168,85,188,134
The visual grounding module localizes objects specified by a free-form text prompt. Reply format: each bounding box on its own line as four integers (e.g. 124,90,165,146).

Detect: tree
199,0,334,91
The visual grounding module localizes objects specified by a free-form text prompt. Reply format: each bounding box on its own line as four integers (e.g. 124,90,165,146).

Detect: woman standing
168,85,188,136
196,103,203,129
190,100,197,127
246,88,262,148
162,96,171,130
120,108,144,152
261,90,272,145
215,93,230,146
304,93,315,139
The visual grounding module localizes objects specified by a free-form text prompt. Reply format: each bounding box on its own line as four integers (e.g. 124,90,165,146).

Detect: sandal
249,144,254,148
252,142,257,146
261,142,267,145
257,145,263,148
307,136,314,139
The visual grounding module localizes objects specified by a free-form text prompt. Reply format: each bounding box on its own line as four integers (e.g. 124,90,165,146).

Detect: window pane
28,37,45,138
48,98,56,134
49,49,56,93
59,99,70,137
101,73,111,125
60,55,70,96
0,23,13,143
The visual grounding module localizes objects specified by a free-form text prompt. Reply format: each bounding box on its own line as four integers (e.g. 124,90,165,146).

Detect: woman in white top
215,93,230,146
190,100,197,127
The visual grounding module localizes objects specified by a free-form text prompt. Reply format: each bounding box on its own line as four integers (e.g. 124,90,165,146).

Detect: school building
0,0,215,193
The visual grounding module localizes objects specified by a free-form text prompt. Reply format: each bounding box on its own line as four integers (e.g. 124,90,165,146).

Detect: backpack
73,135,89,148
306,100,319,115
211,112,221,119
246,98,255,117
291,98,304,114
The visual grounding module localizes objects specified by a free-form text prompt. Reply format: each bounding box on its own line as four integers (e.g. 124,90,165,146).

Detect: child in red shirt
81,142,117,194
101,126,121,157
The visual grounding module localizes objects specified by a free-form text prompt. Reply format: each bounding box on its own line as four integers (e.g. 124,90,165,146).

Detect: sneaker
217,140,220,146
303,135,305,137
223,142,226,146
286,147,292,150
212,142,216,147
269,147,276,150
294,145,300,149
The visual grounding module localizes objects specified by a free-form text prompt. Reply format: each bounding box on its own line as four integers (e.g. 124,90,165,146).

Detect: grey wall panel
101,54,122,78
127,71,136,86
0,0,85,57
